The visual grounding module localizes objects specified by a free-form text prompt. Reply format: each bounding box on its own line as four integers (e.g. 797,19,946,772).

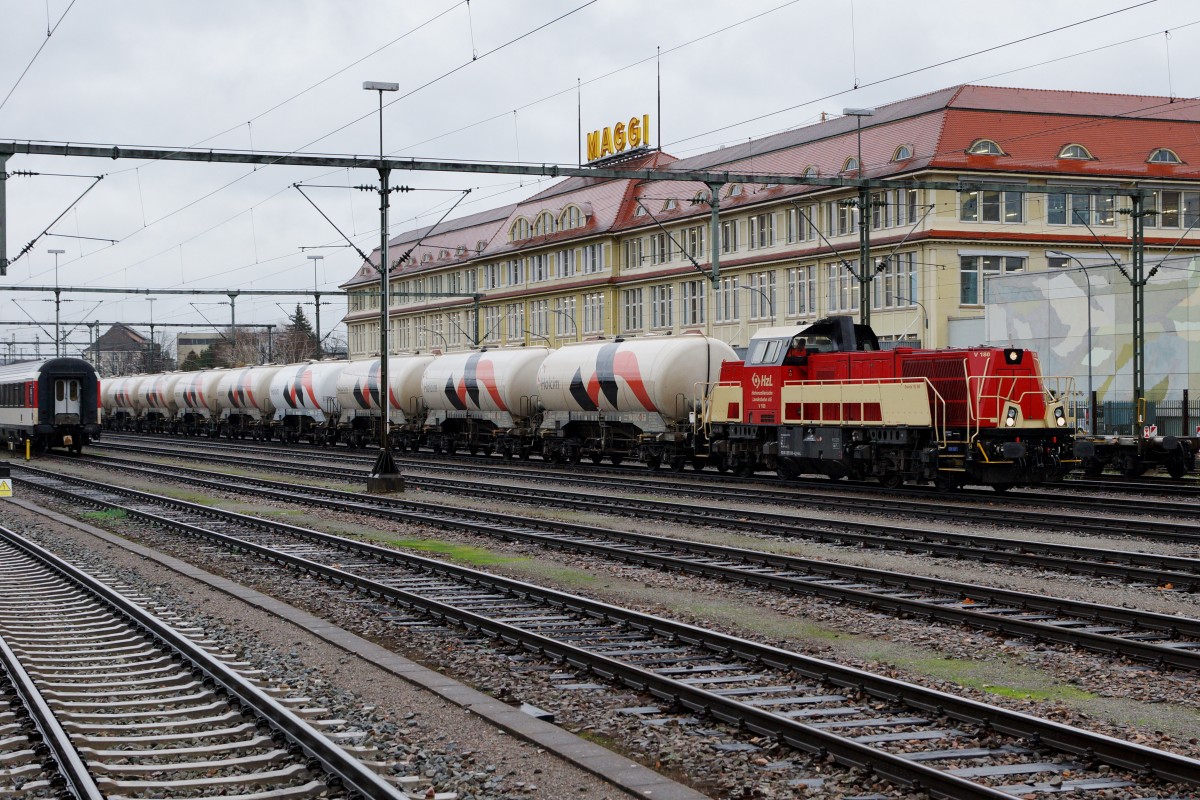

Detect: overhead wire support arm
292,183,375,265
795,204,860,279
10,174,104,265
391,188,471,272
1071,207,1132,282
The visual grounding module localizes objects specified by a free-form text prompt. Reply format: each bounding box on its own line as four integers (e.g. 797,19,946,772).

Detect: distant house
85,323,171,376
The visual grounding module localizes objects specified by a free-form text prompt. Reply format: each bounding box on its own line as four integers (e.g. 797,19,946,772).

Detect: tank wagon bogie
0,357,102,454
536,334,737,468
420,347,548,457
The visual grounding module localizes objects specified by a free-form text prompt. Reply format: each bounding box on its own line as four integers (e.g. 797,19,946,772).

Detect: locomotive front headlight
1004,406,1018,427
1053,406,1067,427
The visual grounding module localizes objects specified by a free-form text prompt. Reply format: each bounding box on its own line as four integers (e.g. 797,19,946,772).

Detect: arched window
560,205,583,229
421,252,433,263
510,218,530,241
1058,143,1092,160
439,249,451,260
726,184,743,197
1149,148,1182,164
801,166,819,181
634,204,648,217
455,245,467,257
533,211,555,236
476,240,487,253
967,139,1004,156
662,198,678,211
841,156,859,173
692,190,708,205
893,144,913,161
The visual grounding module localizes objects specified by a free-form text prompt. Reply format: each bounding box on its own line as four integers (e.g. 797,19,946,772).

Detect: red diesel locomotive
702,317,1076,490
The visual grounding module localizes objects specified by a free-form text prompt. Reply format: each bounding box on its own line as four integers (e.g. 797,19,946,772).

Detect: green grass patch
388,538,527,566
79,508,127,521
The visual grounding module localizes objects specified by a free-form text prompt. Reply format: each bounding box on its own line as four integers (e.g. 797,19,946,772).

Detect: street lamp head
843,107,875,117
307,255,323,261
47,248,65,255
363,81,399,92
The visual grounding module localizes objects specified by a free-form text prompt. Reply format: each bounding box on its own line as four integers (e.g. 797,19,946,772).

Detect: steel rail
58,455,1200,590
49,456,1200,670
0,633,103,800
97,437,1200,531
0,525,410,800
17,468,1200,795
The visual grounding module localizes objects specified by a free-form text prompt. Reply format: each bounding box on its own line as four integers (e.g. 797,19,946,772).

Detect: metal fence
1073,393,1199,436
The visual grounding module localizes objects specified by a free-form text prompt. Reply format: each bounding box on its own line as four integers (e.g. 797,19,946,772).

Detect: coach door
55,378,81,423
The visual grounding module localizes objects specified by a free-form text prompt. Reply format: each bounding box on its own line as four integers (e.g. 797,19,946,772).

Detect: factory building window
826,261,860,313
786,205,817,243
555,249,575,279
505,259,524,286
624,238,644,269
483,263,502,289
960,189,1023,223
872,252,917,310
649,232,671,265
1047,191,1115,226
1143,190,1200,229
684,225,705,261
582,243,604,273
582,293,605,335
530,253,550,282
748,213,774,249
960,255,1025,305
651,284,674,329
747,271,776,321
680,280,706,326
483,306,503,343
506,303,525,343
622,288,644,332
967,139,1004,155
529,300,549,340
720,219,739,253
786,265,817,317
714,276,739,324
554,297,577,338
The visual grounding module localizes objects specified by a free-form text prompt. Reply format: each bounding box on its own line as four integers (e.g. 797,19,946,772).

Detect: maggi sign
587,114,650,162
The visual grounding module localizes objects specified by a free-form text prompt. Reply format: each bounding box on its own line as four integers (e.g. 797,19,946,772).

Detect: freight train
102,317,1079,490
0,357,102,454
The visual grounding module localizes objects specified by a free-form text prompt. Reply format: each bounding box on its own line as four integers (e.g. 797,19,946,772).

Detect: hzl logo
751,372,773,389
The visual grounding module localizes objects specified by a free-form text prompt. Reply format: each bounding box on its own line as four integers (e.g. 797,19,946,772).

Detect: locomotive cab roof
748,316,880,354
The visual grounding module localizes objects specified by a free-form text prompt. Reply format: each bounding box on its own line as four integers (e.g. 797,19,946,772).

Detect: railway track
95,438,1200,542
32,456,1200,671
11,463,1200,798
0,525,412,800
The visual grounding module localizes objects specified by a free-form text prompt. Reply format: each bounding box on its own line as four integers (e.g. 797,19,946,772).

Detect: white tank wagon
173,368,228,436
536,334,737,468
103,375,142,431
335,355,433,449
134,372,185,432
214,365,283,439
420,347,550,457
268,361,349,444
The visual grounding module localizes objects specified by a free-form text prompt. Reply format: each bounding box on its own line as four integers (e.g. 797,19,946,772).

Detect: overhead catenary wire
0,0,78,116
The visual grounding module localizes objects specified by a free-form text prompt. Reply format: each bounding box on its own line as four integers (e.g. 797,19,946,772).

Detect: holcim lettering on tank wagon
421,348,550,418
215,365,283,419
267,362,347,422
336,355,434,422
536,335,737,424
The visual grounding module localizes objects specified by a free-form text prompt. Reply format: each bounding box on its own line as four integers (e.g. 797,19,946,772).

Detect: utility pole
844,108,876,326
307,254,323,356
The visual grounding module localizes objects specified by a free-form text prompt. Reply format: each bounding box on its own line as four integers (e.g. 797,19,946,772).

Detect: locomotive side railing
778,376,949,447
965,374,1076,443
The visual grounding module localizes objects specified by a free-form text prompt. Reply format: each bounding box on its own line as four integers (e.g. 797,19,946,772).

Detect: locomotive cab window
747,339,784,365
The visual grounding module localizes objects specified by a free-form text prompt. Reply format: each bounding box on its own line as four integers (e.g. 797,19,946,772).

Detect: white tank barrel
268,361,347,421
215,365,283,417
336,356,433,420
421,348,549,418
537,334,737,423
174,369,228,417
136,373,184,415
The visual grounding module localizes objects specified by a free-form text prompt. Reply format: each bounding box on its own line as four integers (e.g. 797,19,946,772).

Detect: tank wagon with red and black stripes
102,316,1081,488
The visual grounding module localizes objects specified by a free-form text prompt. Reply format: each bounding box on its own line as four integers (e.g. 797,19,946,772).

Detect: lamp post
307,254,324,356
843,107,875,326
891,294,928,343
1049,250,1097,434
419,326,447,350
550,307,578,342
47,249,65,356
147,297,156,372
739,284,774,322
363,79,402,492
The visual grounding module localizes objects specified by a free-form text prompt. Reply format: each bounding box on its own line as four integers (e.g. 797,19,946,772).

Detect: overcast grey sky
0,0,1194,355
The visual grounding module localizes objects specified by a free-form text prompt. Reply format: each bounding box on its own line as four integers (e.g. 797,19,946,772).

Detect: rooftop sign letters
587,114,650,162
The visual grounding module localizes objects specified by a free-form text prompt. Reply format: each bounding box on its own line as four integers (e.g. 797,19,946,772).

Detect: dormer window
841,157,859,173
1058,143,1093,160
533,211,555,236
967,139,1004,156
726,184,743,197
439,249,451,260
1149,148,1182,164
510,218,530,241
476,240,487,253
663,198,678,211
692,190,708,205
560,205,584,229
634,204,647,216
893,144,913,161
801,166,819,180
455,245,467,257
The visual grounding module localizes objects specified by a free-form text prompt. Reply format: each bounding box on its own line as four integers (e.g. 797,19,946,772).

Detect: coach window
56,381,65,402
70,381,79,401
